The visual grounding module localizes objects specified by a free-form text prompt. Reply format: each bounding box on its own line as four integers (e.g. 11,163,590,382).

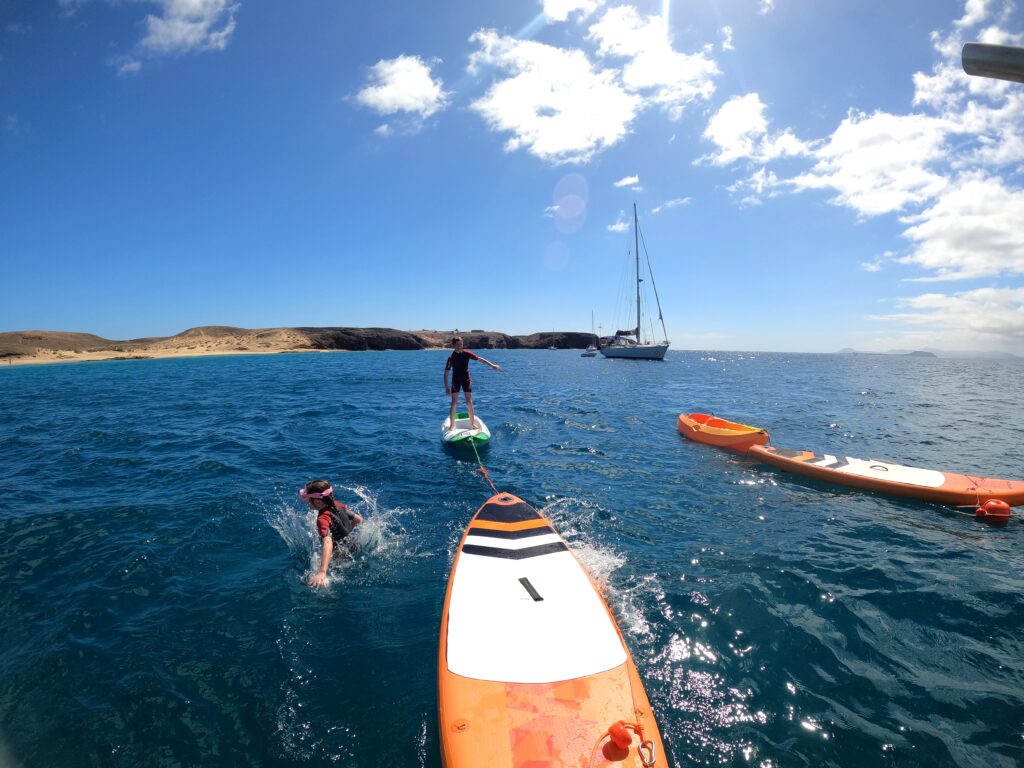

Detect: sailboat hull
599,344,669,360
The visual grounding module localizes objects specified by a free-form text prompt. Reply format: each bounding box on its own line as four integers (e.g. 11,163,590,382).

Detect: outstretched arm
473,354,501,372
309,536,334,588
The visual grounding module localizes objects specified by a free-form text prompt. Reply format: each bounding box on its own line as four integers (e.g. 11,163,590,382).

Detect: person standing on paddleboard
301,480,362,588
444,336,501,430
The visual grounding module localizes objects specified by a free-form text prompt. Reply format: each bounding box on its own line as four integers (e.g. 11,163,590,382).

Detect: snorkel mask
299,486,333,501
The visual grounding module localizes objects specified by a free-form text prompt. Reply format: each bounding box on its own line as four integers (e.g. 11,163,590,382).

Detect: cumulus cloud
786,110,955,217
759,0,775,15
468,30,641,164
613,174,639,187
702,93,809,166
873,287,1024,347
356,55,449,121
607,212,630,232
139,0,238,55
588,5,718,119
543,0,602,22
899,174,1024,280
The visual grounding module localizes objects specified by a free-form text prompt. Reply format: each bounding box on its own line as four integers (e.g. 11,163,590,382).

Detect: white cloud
702,93,809,165
651,197,690,214
759,0,775,15
543,0,602,22
356,55,449,120
588,5,719,119
543,204,560,217
726,167,779,206
613,174,639,187
607,212,630,232
468,29,641,164
118,59,142,76
899,174,1024,280
786,110,955,217
374,123,393,137
873,287,1024,348
862,251,896,272
58,0,85,17
720,25,734,52
954,0,990,29
140,0,238,55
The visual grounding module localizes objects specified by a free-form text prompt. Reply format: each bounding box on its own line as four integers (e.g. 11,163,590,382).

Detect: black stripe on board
518,577,543,602
771,447,807,459
822,457,850,469
474,501,541,524
466,526,555,540
460,542,569,560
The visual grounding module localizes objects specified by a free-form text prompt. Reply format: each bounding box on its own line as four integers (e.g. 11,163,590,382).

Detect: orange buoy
975,499,1012,521
608,721,633,749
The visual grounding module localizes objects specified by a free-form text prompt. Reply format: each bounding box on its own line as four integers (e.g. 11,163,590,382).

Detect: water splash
267,484,414,587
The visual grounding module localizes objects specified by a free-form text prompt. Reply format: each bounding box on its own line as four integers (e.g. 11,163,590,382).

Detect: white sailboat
599,203,669,360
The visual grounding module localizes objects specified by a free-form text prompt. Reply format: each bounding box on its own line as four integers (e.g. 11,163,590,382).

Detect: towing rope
468,432,500,495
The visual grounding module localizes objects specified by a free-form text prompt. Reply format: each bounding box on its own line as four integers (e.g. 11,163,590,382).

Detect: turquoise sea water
1,350,1022,767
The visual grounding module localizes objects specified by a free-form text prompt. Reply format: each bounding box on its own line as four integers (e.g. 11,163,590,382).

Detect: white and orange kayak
749,444,1024,507
677,412,769,452
438,493,667,767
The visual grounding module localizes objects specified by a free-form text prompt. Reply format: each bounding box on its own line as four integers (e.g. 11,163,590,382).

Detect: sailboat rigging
599,203,669,360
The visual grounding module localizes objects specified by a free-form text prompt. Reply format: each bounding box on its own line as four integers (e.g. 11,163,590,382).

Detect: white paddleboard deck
445,495,626,683
769,448,946,489
441,414,491,443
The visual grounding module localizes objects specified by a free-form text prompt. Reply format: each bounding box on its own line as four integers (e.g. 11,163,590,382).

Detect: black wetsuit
446,349,479,392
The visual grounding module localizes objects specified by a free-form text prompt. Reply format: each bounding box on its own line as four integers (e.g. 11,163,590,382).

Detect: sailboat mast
633,202,640,344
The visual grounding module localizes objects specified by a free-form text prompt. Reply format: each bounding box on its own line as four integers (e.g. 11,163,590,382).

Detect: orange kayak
677,412,769,452
749,444,1024,507
438,493,667,767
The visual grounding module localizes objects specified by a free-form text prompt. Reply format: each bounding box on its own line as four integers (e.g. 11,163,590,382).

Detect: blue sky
2,0,1023,353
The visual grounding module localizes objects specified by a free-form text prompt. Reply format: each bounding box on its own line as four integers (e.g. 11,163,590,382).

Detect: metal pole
634,203,640,343
962,42,1024,84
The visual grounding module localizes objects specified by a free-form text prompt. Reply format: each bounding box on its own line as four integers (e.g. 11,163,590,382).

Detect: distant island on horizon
835,347,1018,359
0,326,598,366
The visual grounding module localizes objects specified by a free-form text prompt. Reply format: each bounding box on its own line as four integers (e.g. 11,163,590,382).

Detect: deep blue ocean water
1,350,1023,768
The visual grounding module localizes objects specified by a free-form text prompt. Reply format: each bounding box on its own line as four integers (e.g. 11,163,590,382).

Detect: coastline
0,326,597,367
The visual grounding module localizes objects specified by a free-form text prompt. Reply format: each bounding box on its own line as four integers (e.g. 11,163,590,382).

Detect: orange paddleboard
438,493,667,767
750,444,1024,507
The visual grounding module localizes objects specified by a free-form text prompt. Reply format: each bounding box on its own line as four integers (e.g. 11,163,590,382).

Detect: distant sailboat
582,311,598,357
599,204,669,360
